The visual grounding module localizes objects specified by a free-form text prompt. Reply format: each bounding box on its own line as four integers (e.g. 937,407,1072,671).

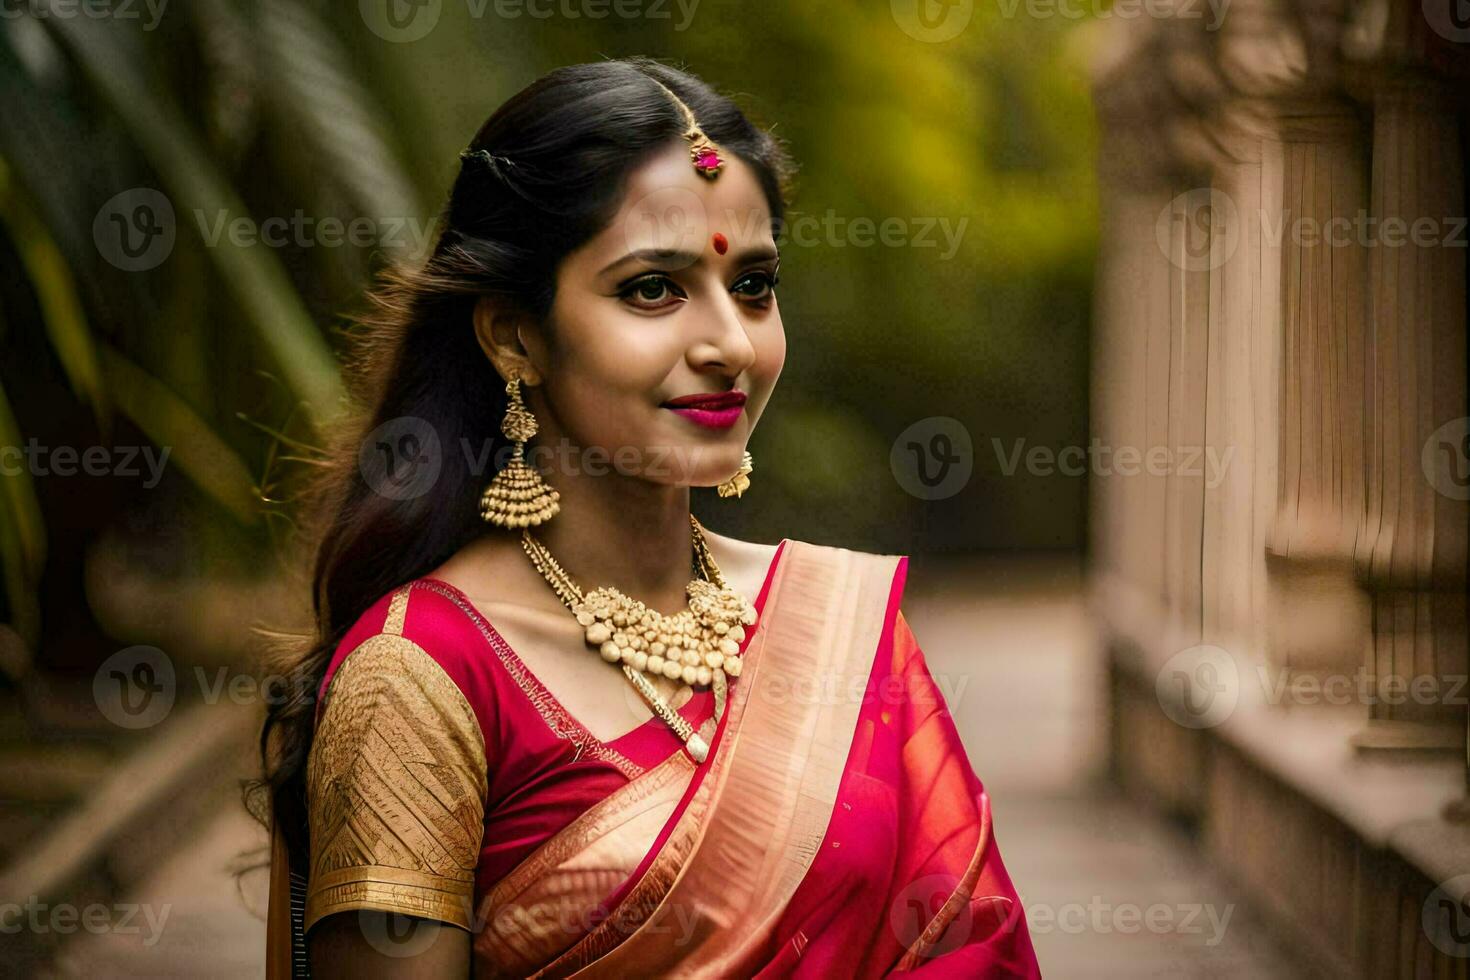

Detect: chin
691,449,748,488
639,440,742,488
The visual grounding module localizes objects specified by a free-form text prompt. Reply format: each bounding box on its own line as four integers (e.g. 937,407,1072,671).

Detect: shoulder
700,528,909,607
317,580,502,749
698,526,780,568
714,528,907,561
304,580,490,933
696,527,784,602
728,531,908,572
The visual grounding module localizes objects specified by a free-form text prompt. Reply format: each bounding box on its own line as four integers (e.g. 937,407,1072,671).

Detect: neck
525,464,699,616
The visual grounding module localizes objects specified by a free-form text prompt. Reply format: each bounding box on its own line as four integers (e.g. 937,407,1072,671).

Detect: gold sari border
472,751,697,972
482,750,693,913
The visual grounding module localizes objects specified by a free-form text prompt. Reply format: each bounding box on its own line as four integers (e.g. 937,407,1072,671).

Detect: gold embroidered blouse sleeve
304,590,488,933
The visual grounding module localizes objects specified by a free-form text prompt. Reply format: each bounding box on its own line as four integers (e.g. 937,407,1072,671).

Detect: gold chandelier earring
716,449,753,498
479,375,561,528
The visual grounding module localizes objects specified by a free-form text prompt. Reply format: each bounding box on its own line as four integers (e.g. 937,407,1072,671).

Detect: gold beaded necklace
518,513,757,763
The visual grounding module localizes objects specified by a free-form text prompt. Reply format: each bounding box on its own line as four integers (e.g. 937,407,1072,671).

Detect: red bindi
711,232,728,255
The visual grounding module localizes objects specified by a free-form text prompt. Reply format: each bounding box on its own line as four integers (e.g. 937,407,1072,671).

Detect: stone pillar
1349,80,1468,749
1256,105,1374,678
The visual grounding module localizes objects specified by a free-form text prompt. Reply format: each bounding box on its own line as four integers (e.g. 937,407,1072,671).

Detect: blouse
302,544,787,933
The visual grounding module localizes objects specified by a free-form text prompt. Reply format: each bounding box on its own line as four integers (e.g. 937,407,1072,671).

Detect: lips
661,390,747,410
661,389,747,430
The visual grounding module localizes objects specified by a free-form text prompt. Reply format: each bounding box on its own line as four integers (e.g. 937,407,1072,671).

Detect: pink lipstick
662,389,747,430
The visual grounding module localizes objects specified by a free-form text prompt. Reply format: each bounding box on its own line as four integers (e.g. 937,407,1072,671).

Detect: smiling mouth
661,390,747,410
661,390,747,430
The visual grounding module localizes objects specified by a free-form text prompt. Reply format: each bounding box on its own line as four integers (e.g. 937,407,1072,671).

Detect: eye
732,270,779,303
619,274,686,310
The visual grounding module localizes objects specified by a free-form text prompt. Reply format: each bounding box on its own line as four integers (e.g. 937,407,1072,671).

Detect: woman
259,58,1040,978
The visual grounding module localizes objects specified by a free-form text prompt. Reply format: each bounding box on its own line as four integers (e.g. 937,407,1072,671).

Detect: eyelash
619,271,780,310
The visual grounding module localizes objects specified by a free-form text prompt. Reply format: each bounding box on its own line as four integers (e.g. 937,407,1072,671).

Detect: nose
688,290,757,376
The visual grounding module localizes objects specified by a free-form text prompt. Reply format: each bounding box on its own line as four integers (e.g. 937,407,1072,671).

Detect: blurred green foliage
0,0,1095,674
333,0,1099,555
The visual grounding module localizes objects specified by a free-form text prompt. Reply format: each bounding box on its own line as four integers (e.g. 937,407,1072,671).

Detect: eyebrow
599,244,779,278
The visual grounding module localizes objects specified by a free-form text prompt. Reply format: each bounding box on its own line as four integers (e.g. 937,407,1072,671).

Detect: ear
472,295,543,386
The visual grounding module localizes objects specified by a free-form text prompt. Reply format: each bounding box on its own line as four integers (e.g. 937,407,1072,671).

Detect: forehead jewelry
712,232,729,255
646,77,723,179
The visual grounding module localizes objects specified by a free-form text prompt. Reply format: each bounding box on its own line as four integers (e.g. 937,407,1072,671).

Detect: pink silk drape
529,544,1041,978
753,606,1040,977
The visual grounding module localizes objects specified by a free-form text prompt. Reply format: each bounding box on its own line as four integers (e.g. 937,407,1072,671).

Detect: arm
303,631,489,978
309,912,468,979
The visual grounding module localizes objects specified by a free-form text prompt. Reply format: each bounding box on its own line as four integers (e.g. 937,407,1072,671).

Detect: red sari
267,539,1040,977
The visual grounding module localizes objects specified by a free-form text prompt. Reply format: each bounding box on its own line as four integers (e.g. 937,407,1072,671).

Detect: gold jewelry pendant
572,577,755,687
479,376,561,528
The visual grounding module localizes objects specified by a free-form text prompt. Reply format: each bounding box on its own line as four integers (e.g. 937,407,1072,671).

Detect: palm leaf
0,159,107,422
99,345,260,527
258,0,424,252
0,20,170,346
39,6,346,431
0,367,45,663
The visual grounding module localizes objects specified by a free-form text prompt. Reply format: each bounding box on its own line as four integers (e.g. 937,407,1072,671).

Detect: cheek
752,315,786,385
550,303,675,395
742,317,785,425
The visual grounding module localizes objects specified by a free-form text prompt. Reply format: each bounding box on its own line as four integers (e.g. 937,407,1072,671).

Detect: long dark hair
256,58,794,870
